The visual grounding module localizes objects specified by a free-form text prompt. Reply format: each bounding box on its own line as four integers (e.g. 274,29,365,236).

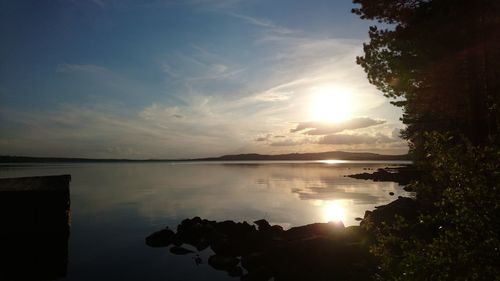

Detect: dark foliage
365,133,500,280
353,0,500,158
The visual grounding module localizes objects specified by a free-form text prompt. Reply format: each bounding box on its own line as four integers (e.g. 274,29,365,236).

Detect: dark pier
0,174,71,280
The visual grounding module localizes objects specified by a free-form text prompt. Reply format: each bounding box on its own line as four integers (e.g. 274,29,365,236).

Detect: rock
210,237,242,256
195,238,210,251
284,221,344,240
362,197,419,227
241,252,273,280
253,219,271,231
169,246,194,255
403,185,415,192
344,225,372,244
208,254,240,270
172,233,184,246
270,224,283,233
269,236,374,281
329,220,345,229
241,269,272,281
210,237,229,255
194,254,202,265
176,217,216,248
145,228,175,247
216,220,256,237
241,252,269,272
227,266,243,277
271,224,283,232
240,229,276,255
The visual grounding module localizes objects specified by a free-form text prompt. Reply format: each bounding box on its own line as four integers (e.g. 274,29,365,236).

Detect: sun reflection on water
322,200,347,223
317,159,349,165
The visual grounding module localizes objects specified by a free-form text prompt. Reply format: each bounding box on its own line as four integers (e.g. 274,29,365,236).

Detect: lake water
0,161,412,281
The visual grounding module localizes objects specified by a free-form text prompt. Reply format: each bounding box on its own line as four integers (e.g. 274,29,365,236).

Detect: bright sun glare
323,201,346,223
310,86,352,123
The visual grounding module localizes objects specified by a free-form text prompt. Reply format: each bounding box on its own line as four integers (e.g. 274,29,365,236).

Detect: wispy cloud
253,77,311,102
160,46,246,84
227,12,294,35
56,63,110,74
291,118,386,135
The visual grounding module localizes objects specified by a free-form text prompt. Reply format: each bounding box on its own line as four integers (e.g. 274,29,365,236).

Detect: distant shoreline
0,151,410,163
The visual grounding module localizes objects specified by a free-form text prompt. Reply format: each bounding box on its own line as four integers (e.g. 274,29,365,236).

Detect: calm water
0,161,412,281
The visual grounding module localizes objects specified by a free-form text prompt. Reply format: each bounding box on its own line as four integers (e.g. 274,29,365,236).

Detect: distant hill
0,156,145,163
196,151,409,161
0,151,410,163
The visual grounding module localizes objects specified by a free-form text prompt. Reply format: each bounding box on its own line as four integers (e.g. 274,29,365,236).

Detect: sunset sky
0,0,407,159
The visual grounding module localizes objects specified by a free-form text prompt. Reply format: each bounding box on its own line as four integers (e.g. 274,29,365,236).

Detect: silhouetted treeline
354,0,500,158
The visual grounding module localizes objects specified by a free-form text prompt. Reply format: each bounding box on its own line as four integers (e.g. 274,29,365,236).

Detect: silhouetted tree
353,0,500,158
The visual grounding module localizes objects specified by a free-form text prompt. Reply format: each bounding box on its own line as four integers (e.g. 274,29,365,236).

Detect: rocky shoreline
346,165,421,189
146,196,419,281
146,217,375,281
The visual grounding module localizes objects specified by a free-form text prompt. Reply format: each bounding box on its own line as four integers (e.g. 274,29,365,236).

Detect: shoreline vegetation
0,151,410,163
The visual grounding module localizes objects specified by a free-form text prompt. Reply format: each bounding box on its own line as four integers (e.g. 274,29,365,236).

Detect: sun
310,86,352,123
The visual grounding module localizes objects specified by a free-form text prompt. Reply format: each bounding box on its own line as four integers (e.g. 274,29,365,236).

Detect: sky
0,0,407,159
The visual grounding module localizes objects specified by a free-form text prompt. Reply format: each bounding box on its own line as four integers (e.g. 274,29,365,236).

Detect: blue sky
0,0,407,158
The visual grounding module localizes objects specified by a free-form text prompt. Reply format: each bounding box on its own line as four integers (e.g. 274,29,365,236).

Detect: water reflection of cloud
291,186,381,205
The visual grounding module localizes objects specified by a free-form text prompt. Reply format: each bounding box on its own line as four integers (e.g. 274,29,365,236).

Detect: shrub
367,132,500,281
